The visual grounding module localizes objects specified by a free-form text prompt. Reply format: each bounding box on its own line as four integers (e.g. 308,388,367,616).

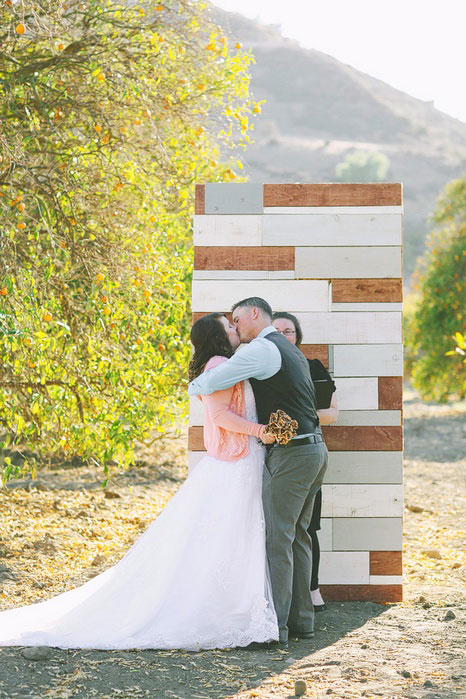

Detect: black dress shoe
314,604,327,612
289,630,315,640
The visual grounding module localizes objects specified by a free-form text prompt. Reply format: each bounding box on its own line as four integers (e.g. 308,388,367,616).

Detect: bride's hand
259,426,275,445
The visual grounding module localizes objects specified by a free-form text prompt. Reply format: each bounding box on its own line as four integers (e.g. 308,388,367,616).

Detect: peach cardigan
201,356,265,461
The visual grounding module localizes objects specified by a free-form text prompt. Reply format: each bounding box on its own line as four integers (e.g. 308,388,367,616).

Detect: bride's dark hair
188,313,234,381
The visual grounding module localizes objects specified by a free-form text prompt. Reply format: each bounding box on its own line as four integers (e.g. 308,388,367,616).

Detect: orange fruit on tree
156,4,163,10
17,203,25,211
103,306,111,316
235,42,241,49
96,273,105,283
58,43,64,50
94,124,102,133
17,222,26,229
0,288,7,296
15,24,25,35
100,296,108,303
42,313,52,322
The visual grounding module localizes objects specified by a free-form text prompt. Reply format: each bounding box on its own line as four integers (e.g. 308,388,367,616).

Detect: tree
0,0,260,482
407,176,466,402
336,150,390,182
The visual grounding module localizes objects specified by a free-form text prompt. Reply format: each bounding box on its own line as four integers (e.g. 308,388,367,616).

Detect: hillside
213,7,466,280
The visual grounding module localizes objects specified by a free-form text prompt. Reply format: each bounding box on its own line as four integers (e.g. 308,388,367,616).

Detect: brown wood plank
264,183,402,207
189,426,205,451
322,426,402,451
300,344,329,367
370,551,403,576
194,247,295,271
191,425,401,451
379,377,403,410
332,279,403,303
192,311,231,325
194,184,205,214
320,584,402,603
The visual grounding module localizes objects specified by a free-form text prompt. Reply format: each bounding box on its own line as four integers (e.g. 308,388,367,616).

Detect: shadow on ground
0,602,385,698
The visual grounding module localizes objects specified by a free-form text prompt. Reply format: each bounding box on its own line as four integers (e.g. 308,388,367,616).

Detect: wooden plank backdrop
191,182,403,602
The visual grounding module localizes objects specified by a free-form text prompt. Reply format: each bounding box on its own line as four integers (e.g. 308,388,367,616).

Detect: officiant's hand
259,426,275,444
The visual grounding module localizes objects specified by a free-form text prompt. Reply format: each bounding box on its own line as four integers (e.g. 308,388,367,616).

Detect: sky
213,0,466,124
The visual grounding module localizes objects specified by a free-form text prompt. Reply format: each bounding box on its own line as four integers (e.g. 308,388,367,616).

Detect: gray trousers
263,441,328,642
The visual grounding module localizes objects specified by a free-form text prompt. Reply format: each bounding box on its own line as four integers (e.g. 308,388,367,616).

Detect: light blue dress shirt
188,325,282,397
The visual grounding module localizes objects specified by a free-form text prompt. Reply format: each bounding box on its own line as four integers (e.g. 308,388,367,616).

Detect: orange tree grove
0,0,261,482
406,176,466,402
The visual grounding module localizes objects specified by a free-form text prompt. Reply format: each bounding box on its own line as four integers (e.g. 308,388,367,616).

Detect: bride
0,313,278,651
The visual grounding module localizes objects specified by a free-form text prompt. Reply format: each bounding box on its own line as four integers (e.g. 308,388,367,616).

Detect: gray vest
249,332,319,434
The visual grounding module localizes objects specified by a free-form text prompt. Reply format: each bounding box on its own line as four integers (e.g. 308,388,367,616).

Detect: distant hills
213,6,466,280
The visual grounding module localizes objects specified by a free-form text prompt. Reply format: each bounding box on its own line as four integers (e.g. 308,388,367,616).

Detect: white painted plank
295,246,402,279
324,452,403,484
264,206,404,215
297,312,402,344
189,402,402,428
332,378,378,410
192,280,330,312
333,517,403,551
370,575,403,585
321,485,403,518
333,344,403,377
335,410,401,426
319,552,370,584
193,215,262,246
263,214,402,246
317,519,332,552
193,270,295,280
189,397,205,426
332,303,403,312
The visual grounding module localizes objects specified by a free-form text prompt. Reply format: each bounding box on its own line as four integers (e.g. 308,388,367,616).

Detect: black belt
270,434,324,449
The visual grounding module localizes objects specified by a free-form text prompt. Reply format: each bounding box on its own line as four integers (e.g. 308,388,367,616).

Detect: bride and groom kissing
0,296,328,652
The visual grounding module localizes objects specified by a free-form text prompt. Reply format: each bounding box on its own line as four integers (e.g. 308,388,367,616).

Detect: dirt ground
0,384,464,699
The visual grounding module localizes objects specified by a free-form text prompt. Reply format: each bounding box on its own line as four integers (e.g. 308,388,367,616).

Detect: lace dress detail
0,380,278,651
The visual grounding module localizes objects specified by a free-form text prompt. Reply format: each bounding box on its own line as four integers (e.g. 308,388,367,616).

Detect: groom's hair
231,297,273,320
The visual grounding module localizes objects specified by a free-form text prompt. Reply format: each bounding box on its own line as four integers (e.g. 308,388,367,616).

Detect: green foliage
0,0,259,482
336,150,390,182
407,177,466,402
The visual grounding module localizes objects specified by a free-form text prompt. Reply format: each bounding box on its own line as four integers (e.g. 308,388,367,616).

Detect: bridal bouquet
263,409,298,444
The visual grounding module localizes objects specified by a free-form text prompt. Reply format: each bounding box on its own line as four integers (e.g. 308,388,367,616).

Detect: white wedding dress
0,381,278,651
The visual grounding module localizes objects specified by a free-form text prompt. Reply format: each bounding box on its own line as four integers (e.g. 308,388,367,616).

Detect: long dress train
0,381,278,650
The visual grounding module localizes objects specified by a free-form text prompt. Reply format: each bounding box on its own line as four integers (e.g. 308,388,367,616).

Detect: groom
188,297,328,646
